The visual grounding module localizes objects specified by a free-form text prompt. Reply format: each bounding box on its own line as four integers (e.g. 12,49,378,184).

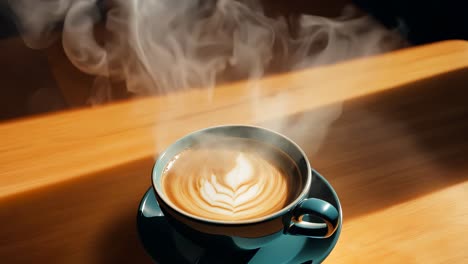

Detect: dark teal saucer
137,170,342,264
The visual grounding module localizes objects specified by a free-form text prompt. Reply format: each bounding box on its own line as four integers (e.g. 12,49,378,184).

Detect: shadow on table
1,67,468,263
95,192,154,264
282,67,468,221
0,156,154,264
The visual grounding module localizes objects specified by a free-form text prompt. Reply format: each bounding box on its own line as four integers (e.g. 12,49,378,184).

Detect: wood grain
0,40,468,263
1,40,468,199
313,68,468,262
329,182,468,263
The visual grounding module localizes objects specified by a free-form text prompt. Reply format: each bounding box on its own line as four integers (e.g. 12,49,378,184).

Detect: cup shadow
95,204,153,264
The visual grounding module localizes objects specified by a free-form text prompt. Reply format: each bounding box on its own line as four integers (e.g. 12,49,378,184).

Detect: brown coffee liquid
161,137,302,222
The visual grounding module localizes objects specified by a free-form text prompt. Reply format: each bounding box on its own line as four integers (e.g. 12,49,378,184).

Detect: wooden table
1,40,468,263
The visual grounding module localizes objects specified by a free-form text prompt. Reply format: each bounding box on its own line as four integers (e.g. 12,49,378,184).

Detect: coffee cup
152,125,340,252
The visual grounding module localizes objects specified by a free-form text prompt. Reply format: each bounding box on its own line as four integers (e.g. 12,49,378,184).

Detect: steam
9,0,405,154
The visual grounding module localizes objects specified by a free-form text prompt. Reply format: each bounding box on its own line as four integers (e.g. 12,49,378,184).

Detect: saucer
137,170,342,264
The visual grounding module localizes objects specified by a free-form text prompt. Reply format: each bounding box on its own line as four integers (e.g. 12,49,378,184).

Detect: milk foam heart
198,153,285,218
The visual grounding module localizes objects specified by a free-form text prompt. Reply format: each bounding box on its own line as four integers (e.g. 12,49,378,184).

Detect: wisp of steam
9,0,405,154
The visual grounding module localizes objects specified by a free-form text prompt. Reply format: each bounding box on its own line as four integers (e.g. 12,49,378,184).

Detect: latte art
161,139,299,222
198,153,287,219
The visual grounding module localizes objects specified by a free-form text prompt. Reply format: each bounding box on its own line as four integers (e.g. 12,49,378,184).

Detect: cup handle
285,198,340,238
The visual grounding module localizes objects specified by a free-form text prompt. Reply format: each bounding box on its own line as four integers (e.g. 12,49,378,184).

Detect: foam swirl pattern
162,148,290,221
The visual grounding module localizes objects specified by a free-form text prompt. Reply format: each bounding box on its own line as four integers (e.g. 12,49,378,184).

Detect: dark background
2,1,468,44
354,0,468,44
0,0,467,121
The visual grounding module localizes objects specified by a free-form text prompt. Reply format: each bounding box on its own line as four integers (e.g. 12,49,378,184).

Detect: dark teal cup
152,125,340,253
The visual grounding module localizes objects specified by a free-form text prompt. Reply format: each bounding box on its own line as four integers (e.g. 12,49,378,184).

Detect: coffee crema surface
161,138,301,221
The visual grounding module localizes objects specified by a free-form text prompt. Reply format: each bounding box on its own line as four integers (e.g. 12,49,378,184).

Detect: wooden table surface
1,40,468,263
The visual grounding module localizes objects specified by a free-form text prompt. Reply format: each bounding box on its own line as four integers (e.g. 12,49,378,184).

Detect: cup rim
152,124,312,225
